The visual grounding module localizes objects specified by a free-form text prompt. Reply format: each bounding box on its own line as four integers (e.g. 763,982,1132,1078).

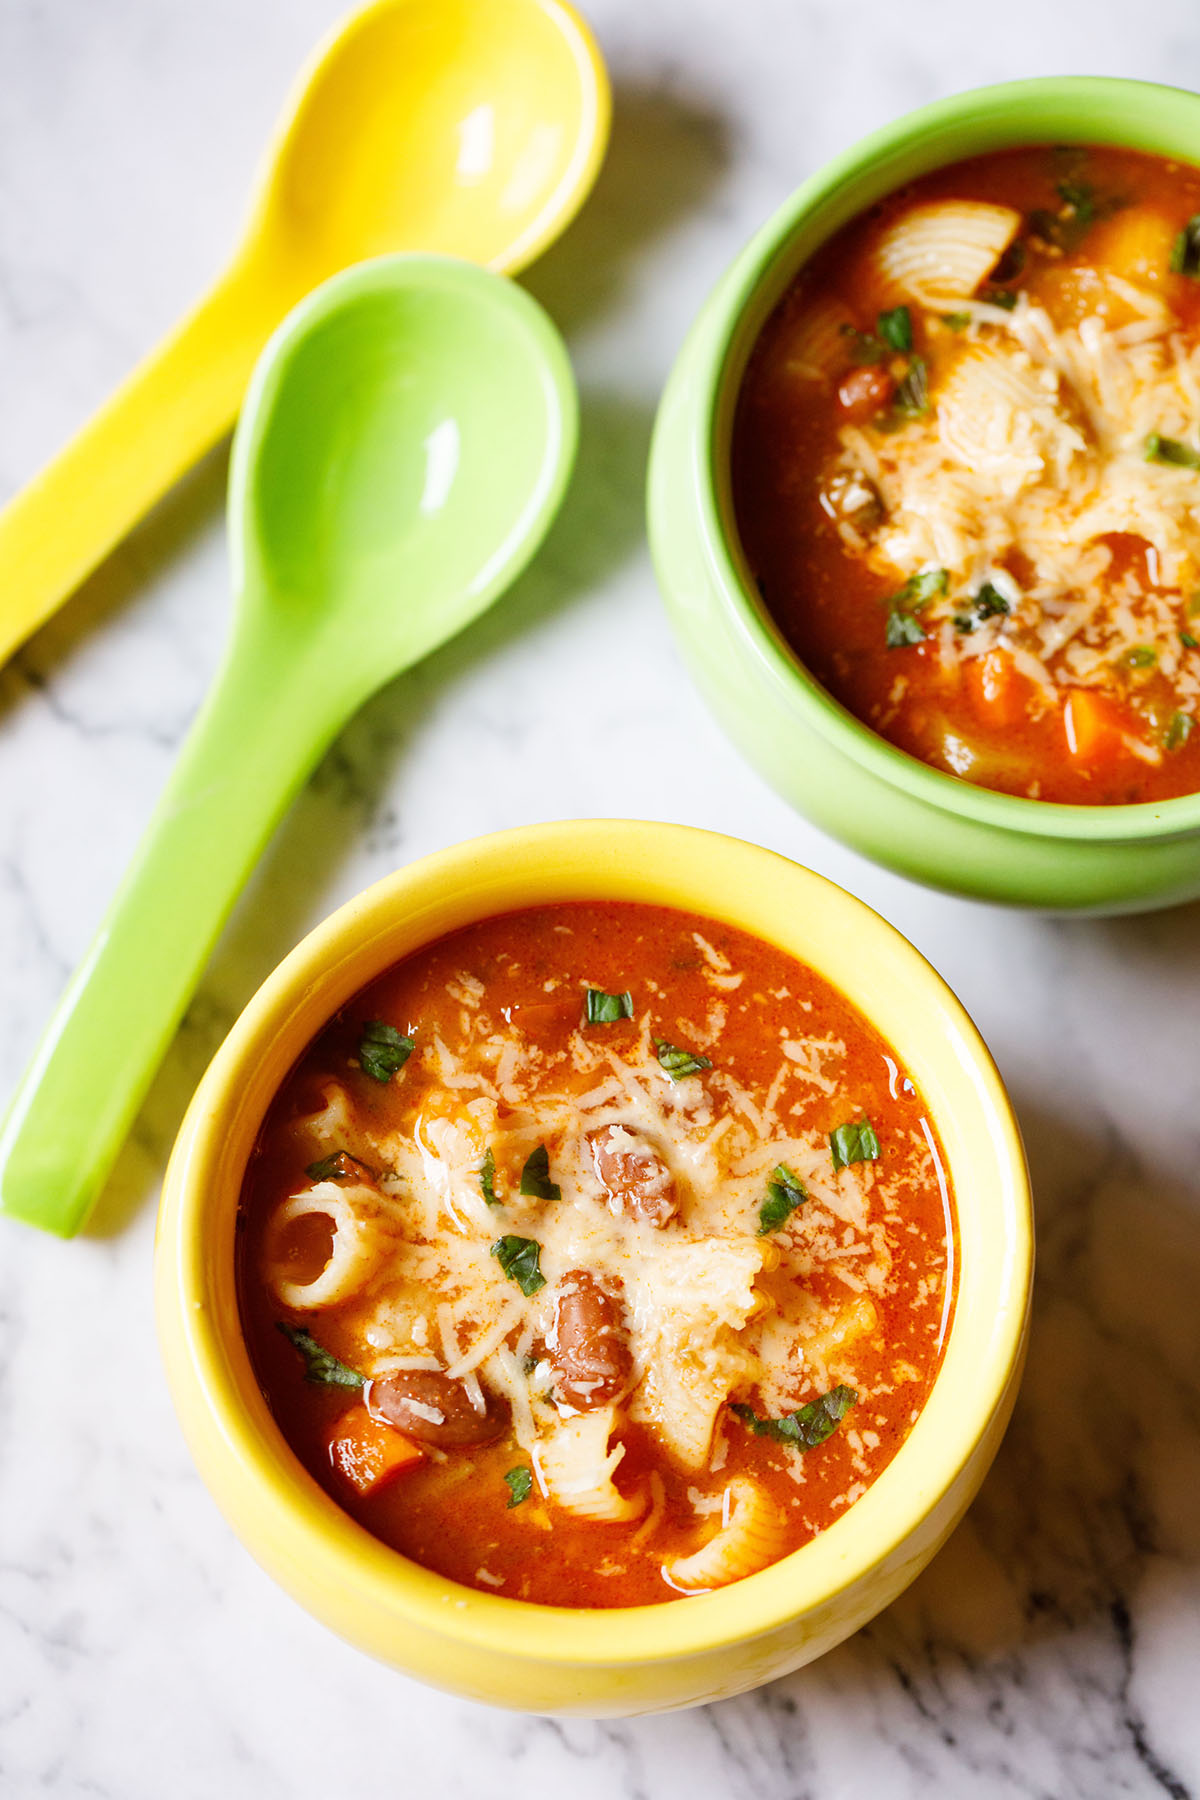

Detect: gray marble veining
3,1,1200,1794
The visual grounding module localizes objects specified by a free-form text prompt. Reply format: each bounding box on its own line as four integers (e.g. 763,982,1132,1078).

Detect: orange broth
237,902,956,1608
733,146,1200,804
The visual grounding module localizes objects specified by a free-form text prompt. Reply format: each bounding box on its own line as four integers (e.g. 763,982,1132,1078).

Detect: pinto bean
836,364,895,422
366,1368,507,1447
547,1270,632,1410
589,1124,677,1226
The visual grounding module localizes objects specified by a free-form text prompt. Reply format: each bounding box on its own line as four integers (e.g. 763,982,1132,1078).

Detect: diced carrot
964,650,1034,728
1062,688,1128,762
328,1403,425,1496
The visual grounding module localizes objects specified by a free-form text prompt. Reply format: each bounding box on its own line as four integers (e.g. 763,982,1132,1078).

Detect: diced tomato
328,1403,425,1496
964,650,1035,728
1062,688,1129,763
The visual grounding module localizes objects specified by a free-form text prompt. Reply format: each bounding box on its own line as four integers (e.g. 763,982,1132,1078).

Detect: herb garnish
305,1149,371,1183
886,611,926,647
491,1235,546,1296
1166,711,1195,752
1170,213,1200,278
954,581,1011,634
840,322,887,365
757,1164,808,1236
885,567,946,648
277,1323,364,1390
480,1146,499,1206
1030,171,1119,252
893,354,929,418
830,1118,881,1170
942,310,972,331
979,286,1020,311
1123,645,1157,670
504,1466,533,1508
1181,631,1199,650
519,1144,561,1201
585,988,634,1025
877,305,913,352
731,1385,857,1451
655,1038,713,1081
357,1020,415,1083
1145,432,1200,470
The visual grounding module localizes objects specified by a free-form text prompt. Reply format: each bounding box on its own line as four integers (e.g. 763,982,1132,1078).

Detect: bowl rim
690,74,1200,843
156,819,1032,1668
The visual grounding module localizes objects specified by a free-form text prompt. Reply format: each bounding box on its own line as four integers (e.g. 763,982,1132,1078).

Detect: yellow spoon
0,0,608,666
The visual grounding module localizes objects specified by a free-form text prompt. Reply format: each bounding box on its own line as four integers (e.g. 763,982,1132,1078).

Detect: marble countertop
3,1,1200,1793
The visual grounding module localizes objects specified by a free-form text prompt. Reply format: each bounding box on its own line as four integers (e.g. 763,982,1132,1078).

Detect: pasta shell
664,1479,788,1592
871,201,1021,306
778,296,857,379
937,344,1085,496
267,1181,391,1309
289,1079,358,1156
540,1405,644,1523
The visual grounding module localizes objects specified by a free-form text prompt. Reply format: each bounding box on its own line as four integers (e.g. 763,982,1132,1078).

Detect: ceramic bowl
647,77,1200,912
156,820,1031,1714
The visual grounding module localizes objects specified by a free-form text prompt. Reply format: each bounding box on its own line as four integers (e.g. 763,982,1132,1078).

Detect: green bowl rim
693,74,1200,844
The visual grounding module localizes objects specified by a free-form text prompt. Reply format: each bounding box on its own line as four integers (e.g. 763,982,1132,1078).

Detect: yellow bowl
156,821,1032,1714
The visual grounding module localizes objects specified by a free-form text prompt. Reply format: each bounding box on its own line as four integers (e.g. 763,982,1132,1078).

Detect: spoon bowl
256,0,610,279
0,0,606,665
238,260,573,679
0,255,577,1237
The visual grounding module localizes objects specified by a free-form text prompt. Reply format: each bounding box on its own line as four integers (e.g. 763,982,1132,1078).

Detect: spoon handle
0,253,285,667
0,620,342,1236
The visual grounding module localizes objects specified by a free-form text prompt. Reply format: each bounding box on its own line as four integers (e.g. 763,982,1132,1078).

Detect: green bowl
648,77,1200,913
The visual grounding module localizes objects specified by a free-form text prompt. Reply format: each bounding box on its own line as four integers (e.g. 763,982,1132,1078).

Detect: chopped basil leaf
979,286,1020,311
757,1164,808,1235
830,1118,881,1170
480,1146,499,1206
893,354,929,418
954,581,1011,634
877,305,913,352
905,567,949,606
1123,645,1157,669
491,1235,546,1296
519,1144,561,1201
277,1323,364,1390
504,1465,533,1508
357,1020,415,1083
1181,631,1199,649
305,1149,370,1183
1145,432,1200,470
884,567,946,647
585,988,634,1025
942,310,972,330
886,609,926,648
1170,213,1200,277
730,1384,857,1451
655,1038,713,1080
840,322,887,365
1166,710,1194,751
1030,176,1115,252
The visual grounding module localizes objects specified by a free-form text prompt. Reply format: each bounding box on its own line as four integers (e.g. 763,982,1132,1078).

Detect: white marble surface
2,0,1200,1792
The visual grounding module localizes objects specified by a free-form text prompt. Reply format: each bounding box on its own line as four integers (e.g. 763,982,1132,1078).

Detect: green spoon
0,254,577,1236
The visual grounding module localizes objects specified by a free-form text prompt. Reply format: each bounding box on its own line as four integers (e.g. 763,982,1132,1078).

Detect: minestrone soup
238,902,956,1607
733,145,1200,804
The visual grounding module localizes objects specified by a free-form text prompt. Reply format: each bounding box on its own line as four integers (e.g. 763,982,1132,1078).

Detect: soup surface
238,902,956,1608
733,145,1200,804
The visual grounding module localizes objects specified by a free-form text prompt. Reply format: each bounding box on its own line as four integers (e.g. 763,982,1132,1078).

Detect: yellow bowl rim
156,820,1032,1668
